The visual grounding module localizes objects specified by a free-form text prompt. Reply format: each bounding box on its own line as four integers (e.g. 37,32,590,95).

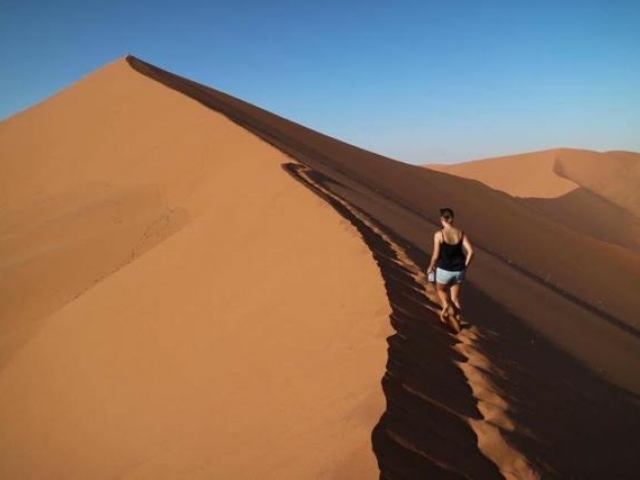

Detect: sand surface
0,58,391,479
1,56,639,479
429,149,580,199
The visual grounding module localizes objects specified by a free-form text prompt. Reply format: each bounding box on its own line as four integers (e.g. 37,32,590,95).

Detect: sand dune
0,58,391,479
428,148,640,211
556,149,640,217
427,149,640,255
1,56,639,479
429,149,581,199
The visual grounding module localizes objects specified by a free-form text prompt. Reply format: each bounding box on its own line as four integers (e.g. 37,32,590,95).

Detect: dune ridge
0,57,392,479
128,55,640,387
128,55,640,477
285,162,539,478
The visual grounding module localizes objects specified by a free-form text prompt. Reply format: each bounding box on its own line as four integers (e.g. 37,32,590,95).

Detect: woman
427,207,474,332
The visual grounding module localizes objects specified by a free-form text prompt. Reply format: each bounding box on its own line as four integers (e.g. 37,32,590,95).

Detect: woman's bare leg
436,283,452,322
449,283,464,331
450,283,462,312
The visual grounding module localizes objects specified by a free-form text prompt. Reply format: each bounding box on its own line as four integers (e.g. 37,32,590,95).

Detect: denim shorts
430,267,465,285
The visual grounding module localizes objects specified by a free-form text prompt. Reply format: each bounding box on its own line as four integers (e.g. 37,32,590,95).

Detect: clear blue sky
1,0,639,163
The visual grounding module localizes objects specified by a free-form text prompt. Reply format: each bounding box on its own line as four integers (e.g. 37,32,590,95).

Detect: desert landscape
1,56,639,479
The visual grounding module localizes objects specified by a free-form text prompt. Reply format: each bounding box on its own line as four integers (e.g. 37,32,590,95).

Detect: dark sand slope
128,56,640,479
284,163,536,479
0,55,637,479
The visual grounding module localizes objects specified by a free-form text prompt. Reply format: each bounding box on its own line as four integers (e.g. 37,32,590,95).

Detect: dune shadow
283,162,513,479
400,237,640,479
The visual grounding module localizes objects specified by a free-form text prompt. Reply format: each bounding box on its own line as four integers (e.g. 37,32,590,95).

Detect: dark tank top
438,229,466,271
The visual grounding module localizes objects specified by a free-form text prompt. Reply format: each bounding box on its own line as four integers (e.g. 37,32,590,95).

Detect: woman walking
427,208,474,332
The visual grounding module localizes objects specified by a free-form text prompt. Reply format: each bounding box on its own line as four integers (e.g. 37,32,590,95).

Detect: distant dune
1,56,639,479
426,149,640,255
429,149,581,198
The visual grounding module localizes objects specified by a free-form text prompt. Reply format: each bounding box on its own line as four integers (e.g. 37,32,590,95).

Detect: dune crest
0,57,391,479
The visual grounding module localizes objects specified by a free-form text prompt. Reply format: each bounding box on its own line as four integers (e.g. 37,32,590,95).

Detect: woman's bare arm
462,234,474,267
428,231,442,272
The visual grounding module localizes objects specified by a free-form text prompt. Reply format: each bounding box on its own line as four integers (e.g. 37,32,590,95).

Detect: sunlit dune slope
0,58,391,479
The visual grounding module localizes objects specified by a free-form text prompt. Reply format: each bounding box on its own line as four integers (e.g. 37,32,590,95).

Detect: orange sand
1,56,639,479
429,149,580,198
0,58,391,479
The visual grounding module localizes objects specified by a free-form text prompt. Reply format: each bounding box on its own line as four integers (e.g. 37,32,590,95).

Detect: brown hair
439,207,454,220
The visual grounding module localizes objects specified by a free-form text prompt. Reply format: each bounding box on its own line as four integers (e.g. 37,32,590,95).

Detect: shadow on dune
405,243,640,479
283,162,506,478
285,162,640,479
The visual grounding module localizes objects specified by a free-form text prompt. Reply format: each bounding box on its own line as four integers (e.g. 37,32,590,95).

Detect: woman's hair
439,207,455,221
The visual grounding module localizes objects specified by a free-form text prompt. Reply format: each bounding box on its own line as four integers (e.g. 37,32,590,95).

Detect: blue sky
1,0,639,163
